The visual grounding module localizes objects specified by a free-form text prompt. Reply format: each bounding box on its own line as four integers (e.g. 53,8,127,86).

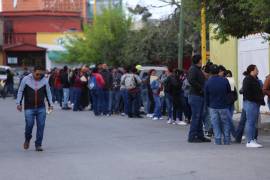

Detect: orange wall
5,16,82,33
2,0,82,12
7,16,82,33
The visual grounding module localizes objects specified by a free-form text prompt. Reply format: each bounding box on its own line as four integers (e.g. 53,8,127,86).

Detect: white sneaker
153,117,159,121
159,117,163,120
246,140,263,148
175,120,181,124
177,121,188,126
121,113,125,116
167,119,173,124
242,136,246,141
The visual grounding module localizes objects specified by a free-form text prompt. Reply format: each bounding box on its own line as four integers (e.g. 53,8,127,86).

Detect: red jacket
93,73,105,89
54,73,62,89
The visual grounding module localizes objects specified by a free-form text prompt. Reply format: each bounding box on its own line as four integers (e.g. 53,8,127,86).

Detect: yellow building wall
210,35,239,110
37,32,83,45
0,51,3,65
210,37,238,81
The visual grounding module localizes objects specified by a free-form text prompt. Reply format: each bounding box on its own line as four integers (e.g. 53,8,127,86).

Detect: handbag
0,80,5,91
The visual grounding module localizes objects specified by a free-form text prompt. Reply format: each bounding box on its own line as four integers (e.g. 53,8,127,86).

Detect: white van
139,66,168,77
0,66,11,81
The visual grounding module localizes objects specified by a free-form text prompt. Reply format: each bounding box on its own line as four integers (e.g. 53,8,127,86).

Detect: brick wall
5,16,82,33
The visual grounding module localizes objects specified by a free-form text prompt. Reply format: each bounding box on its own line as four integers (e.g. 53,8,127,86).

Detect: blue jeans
73,88,82,111
188,95,204,140
209,108,231,145
268,98,270,111
153,95,161,118
228,105,236,137
108,90,121,114
6,83,14,95
91,89,102,115
141,89,150,114
165,93,173,119
183,96,192,120
243,101,260,143
203,104,212,132
120,89,128,115
24,107,46,147
63,88,69,108
55,88,63,107
69,87,75,104
101,90,109,115
50,87,56,103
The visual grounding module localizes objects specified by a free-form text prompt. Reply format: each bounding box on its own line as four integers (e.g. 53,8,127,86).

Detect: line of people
32,55,267,148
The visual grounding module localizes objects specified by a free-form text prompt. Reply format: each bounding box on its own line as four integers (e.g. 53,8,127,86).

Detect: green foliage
191,0,270,41
121,21,179,65
63,7,132,65
162,0,270,42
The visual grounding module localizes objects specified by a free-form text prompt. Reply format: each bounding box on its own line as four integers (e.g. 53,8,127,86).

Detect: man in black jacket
61,66,71,110
187,55,211,143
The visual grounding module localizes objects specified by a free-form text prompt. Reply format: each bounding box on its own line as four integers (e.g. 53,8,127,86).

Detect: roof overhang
0,10,81,17
4,43,47,52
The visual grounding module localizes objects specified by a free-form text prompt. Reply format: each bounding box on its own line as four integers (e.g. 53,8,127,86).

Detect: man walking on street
187,55,211,143
16,66,53,151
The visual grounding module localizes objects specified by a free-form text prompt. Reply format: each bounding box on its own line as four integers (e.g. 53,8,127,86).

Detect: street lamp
178,0,184,69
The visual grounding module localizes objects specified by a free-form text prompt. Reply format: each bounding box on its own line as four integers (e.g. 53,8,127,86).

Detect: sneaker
159,117,163,120
177,121,187,126
242,136,246,141
199,137,211,143
188,138,203,143
175,120,181,124
147,114,154,118
121,113,125,116
246,140,263,148
23,140,30,150
167,119,173,124
35,146,44,152
153,117,159,121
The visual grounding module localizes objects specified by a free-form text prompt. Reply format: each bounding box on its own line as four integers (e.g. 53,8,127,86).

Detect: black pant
128,91,141,117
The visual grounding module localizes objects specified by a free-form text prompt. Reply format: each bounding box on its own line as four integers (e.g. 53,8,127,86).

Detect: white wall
238,34,269,112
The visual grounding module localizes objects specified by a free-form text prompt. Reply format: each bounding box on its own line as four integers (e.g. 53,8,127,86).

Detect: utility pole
201,0,207,65
178,0,184,69
93,0,97,23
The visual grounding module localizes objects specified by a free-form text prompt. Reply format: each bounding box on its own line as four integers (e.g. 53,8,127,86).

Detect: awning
48,51,66,62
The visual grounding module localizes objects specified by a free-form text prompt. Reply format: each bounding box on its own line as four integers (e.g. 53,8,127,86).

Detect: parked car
139,66,168,77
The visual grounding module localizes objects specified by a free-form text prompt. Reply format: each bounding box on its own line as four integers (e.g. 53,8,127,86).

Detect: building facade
210,33,270,112
0,0,87,70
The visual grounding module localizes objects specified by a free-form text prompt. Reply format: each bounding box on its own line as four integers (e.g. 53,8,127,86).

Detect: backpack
124,74,137,90
88,76,98,90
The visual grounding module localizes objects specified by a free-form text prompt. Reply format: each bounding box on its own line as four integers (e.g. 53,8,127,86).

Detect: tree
160,0,270,42
63,7,132,65
121,5,194,66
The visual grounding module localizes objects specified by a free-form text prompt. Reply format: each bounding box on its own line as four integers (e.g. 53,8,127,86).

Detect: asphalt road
0,98,270,180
